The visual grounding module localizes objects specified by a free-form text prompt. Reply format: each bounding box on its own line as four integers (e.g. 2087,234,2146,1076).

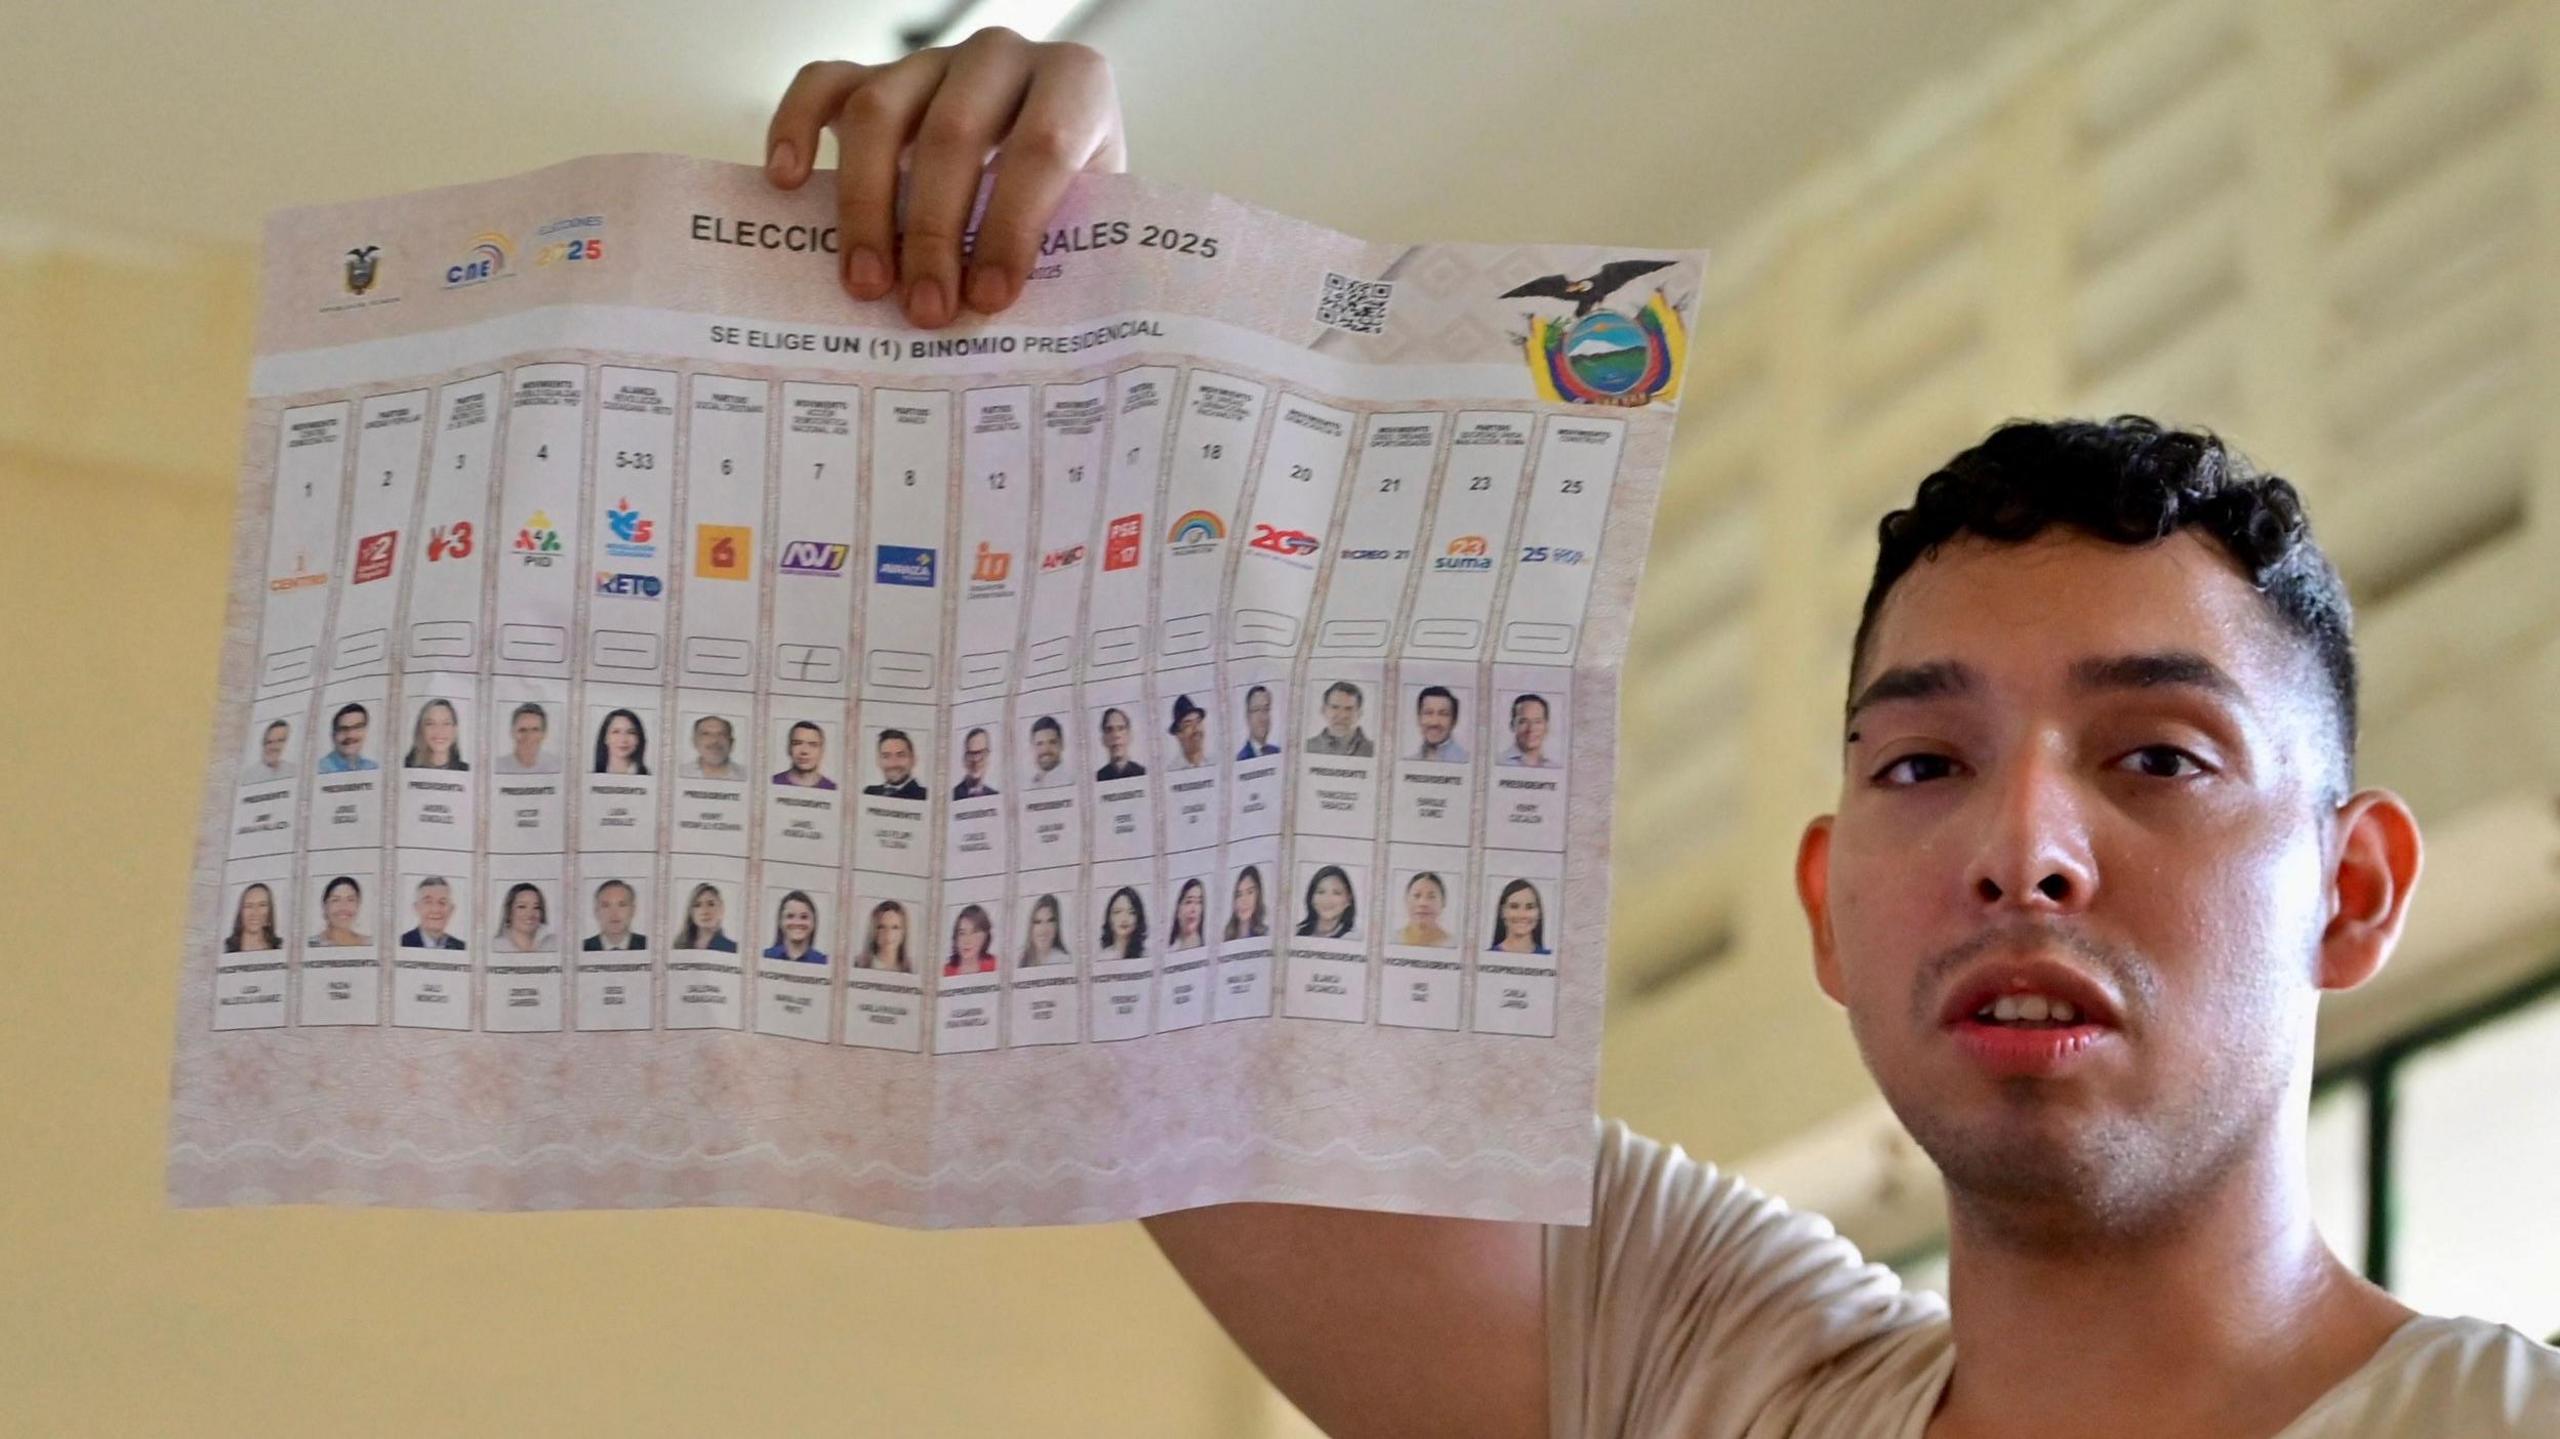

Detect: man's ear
2319,787,2422,992
1797,815,1846,1006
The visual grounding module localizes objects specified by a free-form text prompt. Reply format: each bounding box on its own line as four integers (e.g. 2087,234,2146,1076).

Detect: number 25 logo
428,522,474,561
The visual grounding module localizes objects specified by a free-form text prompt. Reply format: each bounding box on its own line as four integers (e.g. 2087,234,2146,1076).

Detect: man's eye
1875,753,1958,786
2117,745,2207,779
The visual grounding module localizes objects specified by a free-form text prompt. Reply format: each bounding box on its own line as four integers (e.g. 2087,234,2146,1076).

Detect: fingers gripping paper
173,154,1701,1226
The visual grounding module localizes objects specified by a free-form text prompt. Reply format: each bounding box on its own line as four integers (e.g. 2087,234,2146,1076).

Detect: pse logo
595,571,662,599
695,525,752,580
970,543,1013,584
603,498,655,559
1432,534,1493,572
1248,524,1321,558
426,522,474,561
1040,544,1086,572
352,531,398,584
778,540,849,576
1519,544,1587,566
442,231,514,289
513,510,563,566
875,544,937,587
1103,514,1143,571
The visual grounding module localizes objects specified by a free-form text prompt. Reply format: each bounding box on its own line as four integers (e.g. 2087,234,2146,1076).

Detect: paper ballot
173,154,1700,1226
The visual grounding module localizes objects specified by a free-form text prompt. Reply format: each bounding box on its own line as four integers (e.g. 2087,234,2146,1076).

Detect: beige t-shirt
1547,1121,2560,1437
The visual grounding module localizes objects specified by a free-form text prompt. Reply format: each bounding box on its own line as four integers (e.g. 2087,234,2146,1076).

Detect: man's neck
1931,1149,2409,1439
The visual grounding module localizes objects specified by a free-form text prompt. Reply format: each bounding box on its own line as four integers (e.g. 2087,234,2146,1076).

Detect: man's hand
766,27,1127,327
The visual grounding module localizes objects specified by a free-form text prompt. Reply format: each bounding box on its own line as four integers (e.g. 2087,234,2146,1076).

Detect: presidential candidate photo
399,875,466,950
672,881,738,953
680,713,745,781
863,728,928,799
490,702,558,775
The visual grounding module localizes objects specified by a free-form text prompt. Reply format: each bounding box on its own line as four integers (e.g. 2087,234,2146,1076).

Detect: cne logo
352,531,398,584
1103,514,1143,571
971,543,1013,584
514,510,563,566
779,539,849,576
695,525,752,580
427,522,474,561
604,497,655,559
443,231,514,289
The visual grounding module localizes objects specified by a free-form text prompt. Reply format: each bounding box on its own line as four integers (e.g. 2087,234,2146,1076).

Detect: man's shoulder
2300,1315,2560,1434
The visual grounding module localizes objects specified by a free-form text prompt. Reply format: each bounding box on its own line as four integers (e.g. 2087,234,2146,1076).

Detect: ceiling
3,0,2054,254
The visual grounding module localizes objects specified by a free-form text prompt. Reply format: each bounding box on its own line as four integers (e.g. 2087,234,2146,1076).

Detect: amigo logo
352,531,398,584
443,231,514,289
1167,509,1225,550
603,497,655,559
1040,543,1086,572
779,540,849,576
1248,524,1321,558
1433,534,1494,572
513,510,563,565
1104,514,1143,571
595,570,663,598
875,544,937,587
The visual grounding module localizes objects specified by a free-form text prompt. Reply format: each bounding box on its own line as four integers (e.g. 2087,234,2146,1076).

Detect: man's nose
1964,747,2096,913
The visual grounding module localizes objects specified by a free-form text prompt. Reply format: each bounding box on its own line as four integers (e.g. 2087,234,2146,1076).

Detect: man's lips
1936,954,2126,1030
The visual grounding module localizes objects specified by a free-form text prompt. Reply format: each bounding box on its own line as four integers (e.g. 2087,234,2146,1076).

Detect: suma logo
971,543,1013,584
1104,514,1143,571
694,524,752,579
595,571,663,598
1248,524,1321,558
778,540,849,576
427,522,474,561
352,531,398,584
875,544,937,587
1433,533,1494,572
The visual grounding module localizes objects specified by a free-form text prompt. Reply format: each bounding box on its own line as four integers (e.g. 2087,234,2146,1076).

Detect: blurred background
4,0,2557,1432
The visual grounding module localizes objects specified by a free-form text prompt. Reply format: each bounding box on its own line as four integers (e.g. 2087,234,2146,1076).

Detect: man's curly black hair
1850,415,2357,795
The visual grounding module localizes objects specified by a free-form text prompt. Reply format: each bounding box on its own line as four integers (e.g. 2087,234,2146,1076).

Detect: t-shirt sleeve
1546,1119,1946,1439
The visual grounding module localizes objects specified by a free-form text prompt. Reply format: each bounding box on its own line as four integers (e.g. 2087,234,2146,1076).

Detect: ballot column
1004,377,1111,1046
751,382,861,1043
482,363,588,1033
1470,415,1625,1036
840,388,950,1051
219,400,352,1030
392,374,502,1029
932,385,1033,1053
1320,413,1457,1030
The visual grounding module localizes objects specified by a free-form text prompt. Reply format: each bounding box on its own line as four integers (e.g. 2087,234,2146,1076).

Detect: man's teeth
1977,994,2080,1026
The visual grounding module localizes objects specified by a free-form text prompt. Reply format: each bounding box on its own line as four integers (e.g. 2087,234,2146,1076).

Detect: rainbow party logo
443,231,515,289
1166,509,1226,554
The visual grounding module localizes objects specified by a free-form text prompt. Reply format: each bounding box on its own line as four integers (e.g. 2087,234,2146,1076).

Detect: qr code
1316,271,1393,336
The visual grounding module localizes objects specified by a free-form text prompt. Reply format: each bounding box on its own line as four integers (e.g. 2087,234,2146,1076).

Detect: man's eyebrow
1846,660,1977,729
2069,650,2246,704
